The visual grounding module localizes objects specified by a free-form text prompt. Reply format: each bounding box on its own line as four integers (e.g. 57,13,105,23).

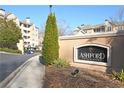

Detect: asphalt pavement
0,52,38,82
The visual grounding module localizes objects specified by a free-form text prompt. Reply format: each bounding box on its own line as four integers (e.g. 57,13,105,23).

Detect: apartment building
38,31,44,51
0,8,39,53
0,8,20,26
20,17,39,50
74,20,124,35
0,8,24,53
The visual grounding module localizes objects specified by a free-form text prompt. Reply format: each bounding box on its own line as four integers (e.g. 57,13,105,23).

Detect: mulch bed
43,66,124,88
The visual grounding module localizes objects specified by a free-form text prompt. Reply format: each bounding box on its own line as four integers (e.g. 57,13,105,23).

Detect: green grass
0,48,22,54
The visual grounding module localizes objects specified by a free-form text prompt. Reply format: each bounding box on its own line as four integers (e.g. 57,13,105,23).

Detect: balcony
23,35,30,38
21,26,30,31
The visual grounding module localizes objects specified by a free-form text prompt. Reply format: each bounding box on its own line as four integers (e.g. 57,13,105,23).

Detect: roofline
76,21,124,30
60,31,124,40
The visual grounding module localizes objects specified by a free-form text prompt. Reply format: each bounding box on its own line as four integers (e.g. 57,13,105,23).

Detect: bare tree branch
110,6,124,23
57,19,72,36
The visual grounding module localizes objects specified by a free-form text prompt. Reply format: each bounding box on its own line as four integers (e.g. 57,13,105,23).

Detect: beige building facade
20,17,39,50
74,20,124,35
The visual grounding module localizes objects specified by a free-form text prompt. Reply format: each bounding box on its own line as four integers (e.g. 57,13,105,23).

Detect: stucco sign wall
59,32,124,72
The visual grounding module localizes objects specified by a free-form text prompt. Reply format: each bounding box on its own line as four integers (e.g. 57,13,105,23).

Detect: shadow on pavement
39,56,45,65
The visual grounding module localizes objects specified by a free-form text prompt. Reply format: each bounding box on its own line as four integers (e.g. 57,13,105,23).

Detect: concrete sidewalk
6,55,45,88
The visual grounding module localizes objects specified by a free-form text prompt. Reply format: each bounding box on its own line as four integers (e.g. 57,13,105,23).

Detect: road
0,52,38,82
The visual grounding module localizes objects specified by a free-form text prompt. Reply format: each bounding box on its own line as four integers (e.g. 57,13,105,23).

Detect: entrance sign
78,46,107,62
74,44,111,66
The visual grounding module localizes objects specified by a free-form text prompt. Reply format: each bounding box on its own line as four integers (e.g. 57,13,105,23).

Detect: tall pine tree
42,13,59,65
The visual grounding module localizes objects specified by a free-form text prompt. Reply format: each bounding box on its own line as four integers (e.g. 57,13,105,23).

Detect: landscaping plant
42,13,59,65
0,18,22,49
52,58,70,68
112,69,124,82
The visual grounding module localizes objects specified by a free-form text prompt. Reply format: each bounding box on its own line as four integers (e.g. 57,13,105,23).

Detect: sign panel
77,45,107,63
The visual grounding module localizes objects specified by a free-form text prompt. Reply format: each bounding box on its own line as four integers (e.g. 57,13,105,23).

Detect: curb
0,55,39,88
0,51,22,55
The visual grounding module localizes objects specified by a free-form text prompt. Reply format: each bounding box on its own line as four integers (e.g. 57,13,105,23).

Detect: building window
20,22,22,26
24,30,27,33
23,36,26,39
24,30,30,33
107,27,111,31
101,27,105,32
32,43,34,47
23,36,30,39
24,42,27,44
94,28,100,32
24,24,31,28
122,26,124,30
94,27,105,33
24,24,26,27
118,26,124,31
94,29,97,32
27,25,30,28
118,26,121,30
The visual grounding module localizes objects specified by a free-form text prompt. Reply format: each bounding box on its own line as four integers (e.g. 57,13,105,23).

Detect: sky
0,5,123,33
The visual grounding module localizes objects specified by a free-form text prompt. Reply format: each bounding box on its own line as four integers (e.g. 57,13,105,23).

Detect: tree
57,19,71,36
42,13,59,65
110,7,124,23
0,18,22,49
